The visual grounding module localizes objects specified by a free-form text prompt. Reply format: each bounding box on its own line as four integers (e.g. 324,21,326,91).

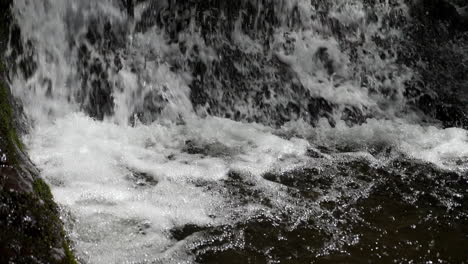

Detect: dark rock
123,0,135,18
314,47,335,76
417,93,468,128
421,0,468,31
305,148,327,159
400,0,468,129
184,140,208,155
183,140,234,157
126,169,158,187
195,158,468,263
132,0,344,127
193,216,328,264
76,17,130,120
307,97,335,126
424,0,460,23
170,224,208,241
263,167,331,200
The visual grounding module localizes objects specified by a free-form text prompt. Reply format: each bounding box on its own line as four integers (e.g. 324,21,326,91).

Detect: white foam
308,118,468,171
25,113,310,263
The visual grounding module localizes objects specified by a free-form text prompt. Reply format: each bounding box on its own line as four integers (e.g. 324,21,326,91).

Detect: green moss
33,178,54,204
0,183,78,263
32,179,78,264
0,64,23,165
0,0,23,165
63,240,78,264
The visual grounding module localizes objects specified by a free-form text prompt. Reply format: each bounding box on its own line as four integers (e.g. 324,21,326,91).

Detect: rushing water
8,0,468,263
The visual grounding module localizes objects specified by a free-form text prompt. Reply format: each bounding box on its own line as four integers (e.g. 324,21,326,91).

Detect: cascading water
7,0,468,263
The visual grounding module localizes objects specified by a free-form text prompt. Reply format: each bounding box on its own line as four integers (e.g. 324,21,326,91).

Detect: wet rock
263,167,332,200
400,0,468,129
423,0,460,23
7,24,37,80
314,47,335,76
76,17,129,120
342,106,367,126
195,157,468,263
193,216,329,264
184,140,208,155
170,224,208,241
137,220,151,235
132,0,343,127
421,0,468,31
122,0,135,18
307,97,335,126
408,82,468,129
134,0,168,33
433,100,468,128
305,148,327,159
184,140,234,157
459,6,468,30
126,169,158,187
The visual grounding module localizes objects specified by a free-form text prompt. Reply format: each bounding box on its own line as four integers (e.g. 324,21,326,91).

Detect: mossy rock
0,65,23,164
0,179,77,264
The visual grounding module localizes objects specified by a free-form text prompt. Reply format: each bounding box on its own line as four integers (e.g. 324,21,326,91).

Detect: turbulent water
7,0,468,263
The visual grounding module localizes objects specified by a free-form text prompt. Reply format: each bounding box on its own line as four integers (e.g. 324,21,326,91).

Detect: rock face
81,0,467,128
402,0,468,129
0,2,76,263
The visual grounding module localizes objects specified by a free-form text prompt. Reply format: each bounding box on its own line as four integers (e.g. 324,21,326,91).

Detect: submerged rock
192,157,468,263
126,169,159,187
170,224,208,241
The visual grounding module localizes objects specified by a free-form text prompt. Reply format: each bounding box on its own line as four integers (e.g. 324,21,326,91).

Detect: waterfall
8,0,468,263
